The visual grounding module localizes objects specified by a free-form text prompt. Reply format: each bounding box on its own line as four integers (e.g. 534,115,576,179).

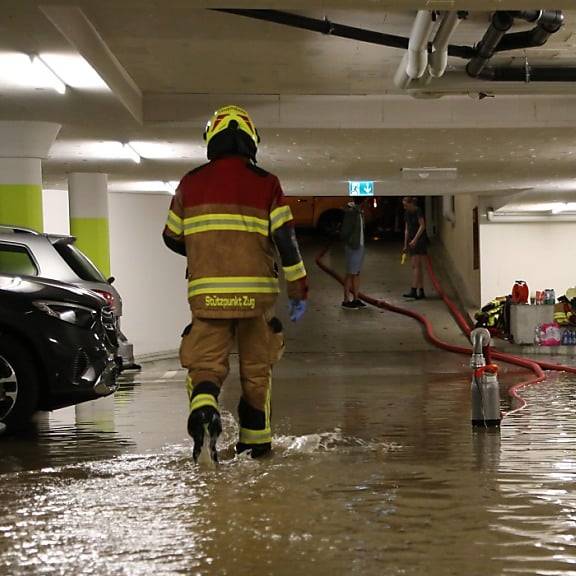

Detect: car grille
72,349,89,382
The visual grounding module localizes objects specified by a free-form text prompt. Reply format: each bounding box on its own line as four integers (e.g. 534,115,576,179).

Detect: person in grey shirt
340,198,367,309
402,196,428,300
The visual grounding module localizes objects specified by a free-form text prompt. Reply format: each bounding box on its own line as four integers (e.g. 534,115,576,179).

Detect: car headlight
33,301,98,328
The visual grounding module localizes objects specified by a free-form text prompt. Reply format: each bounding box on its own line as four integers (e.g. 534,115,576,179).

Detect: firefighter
163,105,308,462
554,296,574,326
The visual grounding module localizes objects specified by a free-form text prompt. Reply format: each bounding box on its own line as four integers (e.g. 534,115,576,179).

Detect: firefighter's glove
288,299,307,322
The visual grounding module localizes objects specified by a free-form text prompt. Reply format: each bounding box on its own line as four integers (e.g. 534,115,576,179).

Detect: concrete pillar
68,173,111,278
0,122,61,231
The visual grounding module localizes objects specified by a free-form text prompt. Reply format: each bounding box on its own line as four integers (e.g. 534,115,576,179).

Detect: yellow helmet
203,105,260,146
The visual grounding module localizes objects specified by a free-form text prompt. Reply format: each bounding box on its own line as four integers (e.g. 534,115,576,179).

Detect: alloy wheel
0,354,18,420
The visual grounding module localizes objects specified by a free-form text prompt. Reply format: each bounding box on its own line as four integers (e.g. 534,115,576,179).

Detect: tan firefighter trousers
179,314,285,446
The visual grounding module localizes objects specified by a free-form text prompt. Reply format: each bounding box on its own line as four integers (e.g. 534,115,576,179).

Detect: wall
108,193,189,357
480,219,575,304
437,194,481,308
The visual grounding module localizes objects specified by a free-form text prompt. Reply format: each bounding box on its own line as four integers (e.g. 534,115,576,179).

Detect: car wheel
0,337,39,430
317,210,344,237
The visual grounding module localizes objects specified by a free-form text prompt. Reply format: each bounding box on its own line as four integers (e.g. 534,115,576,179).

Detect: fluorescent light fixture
401,167,458,181
551,203,567,214
0,52,67,94
31,56,66,94
49,140,144,161
549,202,576,214
128,140,206,160
122,143,141,164
37,53,109,90
109,181,178,194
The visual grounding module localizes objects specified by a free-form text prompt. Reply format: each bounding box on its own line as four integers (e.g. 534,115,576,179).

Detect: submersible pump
469,324,501,428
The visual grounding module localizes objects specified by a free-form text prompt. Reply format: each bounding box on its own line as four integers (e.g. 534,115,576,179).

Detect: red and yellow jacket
163,156,308,318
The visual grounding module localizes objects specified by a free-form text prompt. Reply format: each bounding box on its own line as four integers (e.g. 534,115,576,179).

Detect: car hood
0,274,107,309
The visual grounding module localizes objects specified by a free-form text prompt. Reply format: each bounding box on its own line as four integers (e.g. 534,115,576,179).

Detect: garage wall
437,194,481,308
480,219,575,304
108,193,189,357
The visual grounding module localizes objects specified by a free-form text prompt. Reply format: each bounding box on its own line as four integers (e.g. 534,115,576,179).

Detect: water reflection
1,359,576,575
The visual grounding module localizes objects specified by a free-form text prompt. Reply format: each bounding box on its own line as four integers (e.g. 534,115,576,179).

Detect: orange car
285,196,385,236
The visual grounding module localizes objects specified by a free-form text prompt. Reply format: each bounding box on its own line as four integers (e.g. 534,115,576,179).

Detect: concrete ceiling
2,1,576,211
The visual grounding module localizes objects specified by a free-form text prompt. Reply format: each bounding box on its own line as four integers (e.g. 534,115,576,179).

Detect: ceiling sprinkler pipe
429,12,462,78
406,10,435,79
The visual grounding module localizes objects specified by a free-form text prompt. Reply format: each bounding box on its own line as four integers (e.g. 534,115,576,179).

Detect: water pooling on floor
1,353,576,576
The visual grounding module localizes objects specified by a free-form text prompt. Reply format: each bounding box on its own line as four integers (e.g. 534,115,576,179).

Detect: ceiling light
109,181,178,194
31,56,66,94
37,53,109,90
0,52,68,94
401,167,458,181
550,203,576,214
123,143,141,164
128,141,204,160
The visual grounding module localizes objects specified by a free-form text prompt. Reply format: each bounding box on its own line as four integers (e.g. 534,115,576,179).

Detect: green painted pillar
68,173,111,278
0,122,61,232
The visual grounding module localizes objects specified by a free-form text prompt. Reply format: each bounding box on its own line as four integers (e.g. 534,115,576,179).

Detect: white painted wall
480,220,576,304
42,189,70,234
108,193,189,357
437,194,481,307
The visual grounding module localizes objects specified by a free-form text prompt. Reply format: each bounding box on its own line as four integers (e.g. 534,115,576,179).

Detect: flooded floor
2,240,576,575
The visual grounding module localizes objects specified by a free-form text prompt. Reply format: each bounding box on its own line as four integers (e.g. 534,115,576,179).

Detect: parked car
0,225,139,370
0,274,118,430
285,196,385,236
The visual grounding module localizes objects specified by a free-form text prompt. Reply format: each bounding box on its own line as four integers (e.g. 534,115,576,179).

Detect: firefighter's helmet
203,105,260,146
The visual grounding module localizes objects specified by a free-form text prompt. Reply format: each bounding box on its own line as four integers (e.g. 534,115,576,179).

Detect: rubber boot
403,288,417,299
236,442,272,459
188,406,222,463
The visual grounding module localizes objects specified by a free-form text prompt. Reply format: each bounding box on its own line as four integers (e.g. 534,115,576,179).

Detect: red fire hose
316,244,576,417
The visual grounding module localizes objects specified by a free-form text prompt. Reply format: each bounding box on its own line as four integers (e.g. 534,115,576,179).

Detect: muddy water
1,355,576,576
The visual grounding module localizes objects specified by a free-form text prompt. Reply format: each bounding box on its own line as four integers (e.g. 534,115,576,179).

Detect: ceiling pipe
212,9,476,59
406,11,435,79
495,10,564,52
468,10,564,78
478,66,576,82
429,12,462,78
395,10,437,89
466,12,514,78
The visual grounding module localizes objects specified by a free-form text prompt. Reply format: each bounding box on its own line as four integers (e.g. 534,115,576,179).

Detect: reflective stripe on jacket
163,156,308,318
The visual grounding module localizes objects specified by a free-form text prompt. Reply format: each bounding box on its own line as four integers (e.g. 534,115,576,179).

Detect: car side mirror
107,276,115,285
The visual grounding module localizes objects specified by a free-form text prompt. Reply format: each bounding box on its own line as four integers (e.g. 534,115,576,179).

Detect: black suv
0,274,118,431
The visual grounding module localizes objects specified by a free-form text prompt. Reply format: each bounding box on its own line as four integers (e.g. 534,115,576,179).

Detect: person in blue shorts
340,198,367,309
